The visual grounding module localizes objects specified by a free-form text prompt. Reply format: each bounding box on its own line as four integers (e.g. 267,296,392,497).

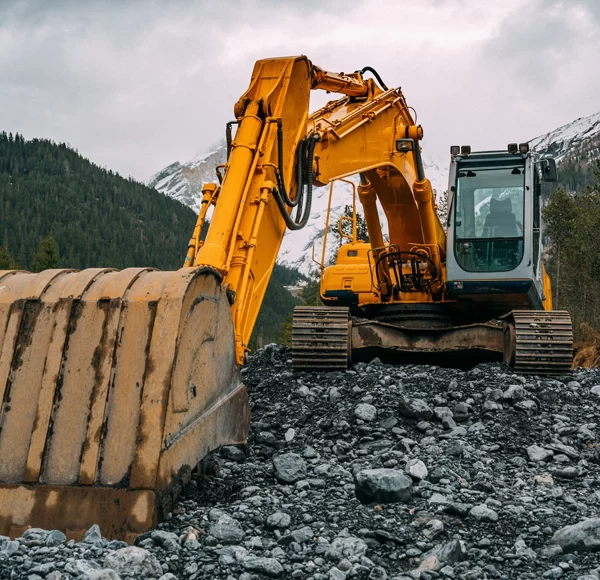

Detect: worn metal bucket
0,267,250,541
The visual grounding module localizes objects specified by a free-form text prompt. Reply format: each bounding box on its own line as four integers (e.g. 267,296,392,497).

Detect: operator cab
446,144,557,314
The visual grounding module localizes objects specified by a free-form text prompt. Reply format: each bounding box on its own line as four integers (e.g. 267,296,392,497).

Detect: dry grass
573,323,600,368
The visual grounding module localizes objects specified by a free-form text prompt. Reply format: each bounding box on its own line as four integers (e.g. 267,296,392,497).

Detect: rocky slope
529,111,600,166
529,110,600,193
2,350,600,579
148,144,227,213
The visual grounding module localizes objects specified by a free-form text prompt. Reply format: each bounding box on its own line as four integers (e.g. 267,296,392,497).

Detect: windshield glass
454,161,525,272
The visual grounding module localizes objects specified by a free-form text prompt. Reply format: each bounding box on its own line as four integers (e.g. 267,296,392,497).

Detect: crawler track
508,310,573,375
292,306,350,371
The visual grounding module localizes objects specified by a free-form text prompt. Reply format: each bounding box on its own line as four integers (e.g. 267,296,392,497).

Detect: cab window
454,163,525,272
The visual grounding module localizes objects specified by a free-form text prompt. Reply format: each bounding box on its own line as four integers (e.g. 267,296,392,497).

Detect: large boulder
405,459,428,480
209,514,245,544
550,518,600,553
103,547,163,578
325,535,368,561
469,504,499,523
398,398,433,420
150,530,180,552
527,445,554,462
82,524,103,544
220,445,246,463
355,403,377,422
266,512,291,530
354,468,413,503
241,556,284,577
273,453,307,483
417,539,466,572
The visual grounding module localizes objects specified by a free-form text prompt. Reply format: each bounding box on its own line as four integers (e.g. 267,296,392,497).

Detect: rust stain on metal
10,302,43,372
356,323,382,347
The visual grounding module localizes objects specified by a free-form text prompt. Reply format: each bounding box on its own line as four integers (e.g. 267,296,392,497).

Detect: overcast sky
1,0,598,181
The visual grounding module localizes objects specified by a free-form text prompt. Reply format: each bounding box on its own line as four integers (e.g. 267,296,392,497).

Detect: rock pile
1,344,600,579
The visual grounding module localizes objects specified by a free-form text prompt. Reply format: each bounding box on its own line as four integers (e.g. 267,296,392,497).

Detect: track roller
504,310,573,375
292,306,351,371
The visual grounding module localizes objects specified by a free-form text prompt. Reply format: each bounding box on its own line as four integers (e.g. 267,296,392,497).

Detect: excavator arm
185,56,445,363
307,77,447,299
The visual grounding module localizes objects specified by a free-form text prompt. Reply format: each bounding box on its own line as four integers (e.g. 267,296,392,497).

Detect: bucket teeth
0,268,250,541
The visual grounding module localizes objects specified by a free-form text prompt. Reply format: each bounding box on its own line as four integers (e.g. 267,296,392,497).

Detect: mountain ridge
529,110,600,192
529,110,600,164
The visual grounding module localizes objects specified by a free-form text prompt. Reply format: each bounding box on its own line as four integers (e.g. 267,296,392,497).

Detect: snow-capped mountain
529,110,600,166
148,143,447,274
148,143,227,212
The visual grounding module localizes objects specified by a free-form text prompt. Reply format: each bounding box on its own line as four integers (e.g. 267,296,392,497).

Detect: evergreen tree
279,313,294,346
543,161,600,337
334,205,370,245
542,187,576,308
32,234,61,272
301,277,322,306
436,190,448,224
0,132,197,271
0,241,18,269
248,264,304,350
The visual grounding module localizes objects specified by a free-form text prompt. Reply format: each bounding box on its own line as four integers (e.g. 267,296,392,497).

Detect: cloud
474,0,600,138
0,0,598,180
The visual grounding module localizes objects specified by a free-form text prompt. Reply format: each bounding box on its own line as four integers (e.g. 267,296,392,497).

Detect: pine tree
301,277,322,306
0,241,18,269
32,234,61,272
279,313,294,346
335,205,370,244
0,132,198,271
543,187,576,308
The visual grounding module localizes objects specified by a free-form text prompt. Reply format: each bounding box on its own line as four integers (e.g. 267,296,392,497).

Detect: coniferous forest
0,132,303,346
0,132,197,270
543,162,600,341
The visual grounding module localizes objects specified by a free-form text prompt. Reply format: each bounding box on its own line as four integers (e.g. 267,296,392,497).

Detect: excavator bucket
0,267,250,542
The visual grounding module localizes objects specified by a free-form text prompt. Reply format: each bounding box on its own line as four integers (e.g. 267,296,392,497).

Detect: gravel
1,344,600,579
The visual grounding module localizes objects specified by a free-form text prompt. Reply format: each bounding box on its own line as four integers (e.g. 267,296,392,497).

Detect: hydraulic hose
272,134,319,231
294,138,307,221
225,121,239,160
275,121,301,207
412,139,426,182
357,66,389,91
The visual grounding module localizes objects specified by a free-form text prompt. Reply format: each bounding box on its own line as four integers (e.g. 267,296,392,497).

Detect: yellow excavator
0,56,572,541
